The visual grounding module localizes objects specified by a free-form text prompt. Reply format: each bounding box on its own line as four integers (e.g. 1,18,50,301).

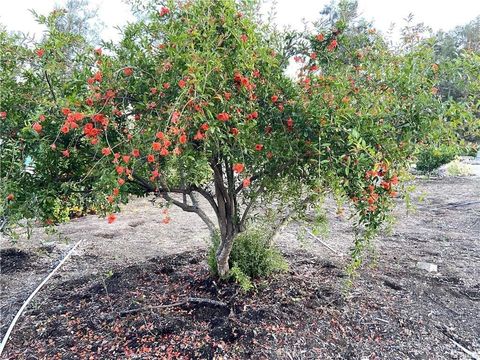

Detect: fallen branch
119,297,228,316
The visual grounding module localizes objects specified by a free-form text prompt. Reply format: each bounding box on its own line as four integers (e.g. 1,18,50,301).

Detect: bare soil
1,176,479,359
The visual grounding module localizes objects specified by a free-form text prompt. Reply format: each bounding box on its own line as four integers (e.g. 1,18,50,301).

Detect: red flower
172,111,181,123
122,155,130,163
230,127,239,136
102,147,111,156
0,111,6,119
6,194,14,201
200,123,209,131
160,148,169,156
116,166,125,175
159,6,170,16
163,83,170,89
286,118,294,127
156,131,165,139
95,48,102,56
61,108,71,115
193,131,205,140
147,154,155,163
271,95,278,103
266,151,273,159
390,175,399,185
316,33,324,42
255,144,263,151
242,177,251,188
179,134,187,144
150,87,158,94
85,98,94,106
152,142,162,151
107,195,114,204
107,214,116,224
39,114,46,122
381,181,391,190
123,67,133,76
224,92,231,100
93,71,103,82
390,191,398,197
247,111,258,120
240,34,248,43
217,112,230,122
264,125,272,134
118,178,125,186
32,122,42,133
132,149,140,157
113,188,120,196
233,163,244,174
178,79,186,88
50,143,57,150
35,48,45,58
62,149,70,157
327,39,338,52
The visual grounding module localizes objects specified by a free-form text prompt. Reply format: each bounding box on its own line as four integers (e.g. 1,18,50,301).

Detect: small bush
445,160,473,176
208,227,288,291
416,144,458,172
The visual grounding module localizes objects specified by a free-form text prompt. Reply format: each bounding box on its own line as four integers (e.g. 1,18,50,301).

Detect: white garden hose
0,239,83,356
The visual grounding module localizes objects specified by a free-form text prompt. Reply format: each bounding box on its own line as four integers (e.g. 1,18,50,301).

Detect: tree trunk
216,232,235,277
211,157,240,278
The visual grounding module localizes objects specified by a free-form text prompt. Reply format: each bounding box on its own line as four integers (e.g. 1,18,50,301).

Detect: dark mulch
0,248,36,274
3,248,479,359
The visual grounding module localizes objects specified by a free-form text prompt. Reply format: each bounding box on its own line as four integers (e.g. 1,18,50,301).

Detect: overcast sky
1,0,479,44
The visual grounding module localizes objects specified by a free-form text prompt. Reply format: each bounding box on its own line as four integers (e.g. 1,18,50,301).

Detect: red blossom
107,214,116,224
230,127,239,136
179,134,187,144
147,154,155,163
242,177,251,188
32,122,42,133
271,95,278,103
0,111,6,119
123,67,133,76
35,48,45,58
102,147,111,156
62,149,70,158
217,112,230,122
159,6,170,16
152,142,162,151
255,144,263,151
233,163,244,173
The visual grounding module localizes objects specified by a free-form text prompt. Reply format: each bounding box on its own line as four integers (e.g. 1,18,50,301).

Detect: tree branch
44,70,57,104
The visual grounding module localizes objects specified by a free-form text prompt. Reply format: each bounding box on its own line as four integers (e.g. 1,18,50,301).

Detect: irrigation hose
0,239,83,357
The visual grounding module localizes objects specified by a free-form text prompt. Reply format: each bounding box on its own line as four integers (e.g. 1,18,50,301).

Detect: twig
119,297,228,316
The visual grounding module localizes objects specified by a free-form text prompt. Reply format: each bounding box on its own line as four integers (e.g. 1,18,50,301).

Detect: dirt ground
0,175,479,359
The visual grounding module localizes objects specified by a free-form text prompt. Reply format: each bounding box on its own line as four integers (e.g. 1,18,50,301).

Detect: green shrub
446,160,474,176
207,227,288,291
416,144,458,172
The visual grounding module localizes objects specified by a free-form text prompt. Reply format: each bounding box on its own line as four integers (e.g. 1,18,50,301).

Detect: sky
1,0,479,44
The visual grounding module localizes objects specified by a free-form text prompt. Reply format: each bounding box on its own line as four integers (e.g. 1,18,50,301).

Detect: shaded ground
1,176,479,359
